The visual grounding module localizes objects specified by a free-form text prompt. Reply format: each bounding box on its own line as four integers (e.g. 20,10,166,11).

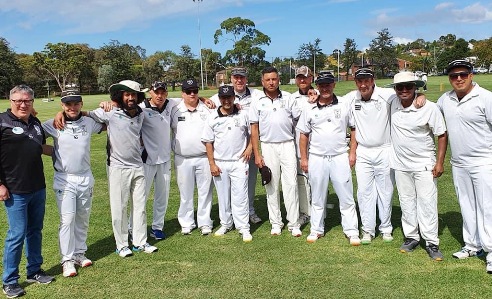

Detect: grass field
1,74,492,298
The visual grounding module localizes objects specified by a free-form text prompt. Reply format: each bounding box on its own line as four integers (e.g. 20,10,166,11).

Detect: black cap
231,67,247,77
354,68,374,79
60,90,82,103
151,81,167,91
315,72,335,84
182,78,199,91
446,59,473,73
218,85,235,97
259,166,272,186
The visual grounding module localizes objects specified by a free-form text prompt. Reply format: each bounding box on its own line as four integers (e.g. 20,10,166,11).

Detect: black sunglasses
184,89,199,95
394,83,415,91
448,72,470,80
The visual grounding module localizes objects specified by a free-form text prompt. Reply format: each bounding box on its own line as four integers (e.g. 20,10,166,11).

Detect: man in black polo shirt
0,85,54,298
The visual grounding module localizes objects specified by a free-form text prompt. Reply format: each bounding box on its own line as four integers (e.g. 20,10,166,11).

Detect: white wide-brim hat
109,80,148,94
390,72,425,88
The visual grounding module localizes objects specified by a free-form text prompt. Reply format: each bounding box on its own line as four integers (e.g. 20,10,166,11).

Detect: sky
1,0,492,60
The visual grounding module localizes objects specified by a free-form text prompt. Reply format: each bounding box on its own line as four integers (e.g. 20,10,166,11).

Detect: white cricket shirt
43,116,103,174
296,95,354,156
201,107,249,160
437,83,492,167
390,96,446,171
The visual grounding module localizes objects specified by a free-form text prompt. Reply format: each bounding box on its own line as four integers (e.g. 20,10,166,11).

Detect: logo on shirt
12,127,24,134
374,101,382,111
334,108,341,119
34,125,42,136
200,113,208,121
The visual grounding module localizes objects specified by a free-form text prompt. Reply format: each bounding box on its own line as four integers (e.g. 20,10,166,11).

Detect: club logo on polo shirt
334,109,341,119
12,127,24,134
34,125,42,136
200,113,208,121
234,118,240,127
374,101,382,111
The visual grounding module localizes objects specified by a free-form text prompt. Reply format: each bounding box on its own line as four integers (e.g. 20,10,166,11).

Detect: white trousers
297,159,311,216
355,145,394,236
107,166,147,250
394,170,439,245
247,156,259,215
452,165,492,252
175,155,213,229
309,153,359,236
261,141,299,229
213,160,250,231
53,171,94,263
144,162,171,230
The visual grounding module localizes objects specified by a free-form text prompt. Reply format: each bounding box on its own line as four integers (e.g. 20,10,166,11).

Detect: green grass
1,74,492,298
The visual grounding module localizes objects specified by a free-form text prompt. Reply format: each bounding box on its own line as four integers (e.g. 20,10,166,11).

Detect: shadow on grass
440,211,463,244
44,233,116,276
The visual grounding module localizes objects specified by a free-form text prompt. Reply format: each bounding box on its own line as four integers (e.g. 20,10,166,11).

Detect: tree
33,43,87,92
436,38,471,72
296,38,325,74
98,40,146,91
214,17,271,69
174,45,200,82
472,38,492,68
342,38,358,73
142,50,178,86
200,48,222,87
0,37,22,98
367,28,397,77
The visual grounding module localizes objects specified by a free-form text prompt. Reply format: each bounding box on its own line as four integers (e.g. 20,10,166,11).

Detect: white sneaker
73,253,92,267
249,214,262,224
241,231,253,242
214,226,232,236
382,233,393,242
487,261,492,274
133,243,158,253
62,261,77,277
289,227,302,237
181,227,193,235
200,226,213,235
452,247,484,259
271,225,282,236
298,213,310,226
116,246,133,257
349,235,361,246
307,232,322,243
361,232,373,245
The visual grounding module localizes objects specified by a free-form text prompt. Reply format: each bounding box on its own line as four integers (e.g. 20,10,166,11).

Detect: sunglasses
394,83,415,91
448,72,470,80
184,89,199,95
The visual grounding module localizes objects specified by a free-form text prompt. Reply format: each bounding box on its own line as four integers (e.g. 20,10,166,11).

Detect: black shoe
425,243,444,261
400,238,419,253
2,283,26,298
26,269,54,284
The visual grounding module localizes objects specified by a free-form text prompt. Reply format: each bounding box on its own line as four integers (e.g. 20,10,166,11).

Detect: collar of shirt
217,106,239,117
449,82,479,103
316,94,339,109
262,88,283,101
143,98,168,113
63,112,83,122
235,88,251,101
120,105,143,118
6,109,36,125
298,86,314,96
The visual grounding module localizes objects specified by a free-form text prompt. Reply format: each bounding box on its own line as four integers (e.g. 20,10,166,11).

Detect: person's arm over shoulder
89,107,110,124
42,119,57,138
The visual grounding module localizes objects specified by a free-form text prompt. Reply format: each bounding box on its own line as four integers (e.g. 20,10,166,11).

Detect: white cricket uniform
346,86,395,237
437,83,492,254
201,107,250,232
296,96,359,236
89,107,148,250
171,101,214,230
390,97,446,245
211,87,263,216
137,98,180,232
43,116,103,263
249,89,300,229
291,90,316,217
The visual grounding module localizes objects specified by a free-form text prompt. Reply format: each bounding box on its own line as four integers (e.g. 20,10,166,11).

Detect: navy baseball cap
182,78,199,91
354,68,374,79
60,90,82,103
259,166,272,186
315,72,335,84
446,59,473,73
218,85,235,97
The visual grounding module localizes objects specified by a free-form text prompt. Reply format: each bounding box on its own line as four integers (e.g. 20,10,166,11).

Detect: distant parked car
474,67,488,74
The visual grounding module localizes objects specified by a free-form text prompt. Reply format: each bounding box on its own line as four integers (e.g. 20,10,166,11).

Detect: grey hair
10,85,34,100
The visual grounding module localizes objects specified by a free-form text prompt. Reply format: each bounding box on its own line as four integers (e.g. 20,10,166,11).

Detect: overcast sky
1,0,491,60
